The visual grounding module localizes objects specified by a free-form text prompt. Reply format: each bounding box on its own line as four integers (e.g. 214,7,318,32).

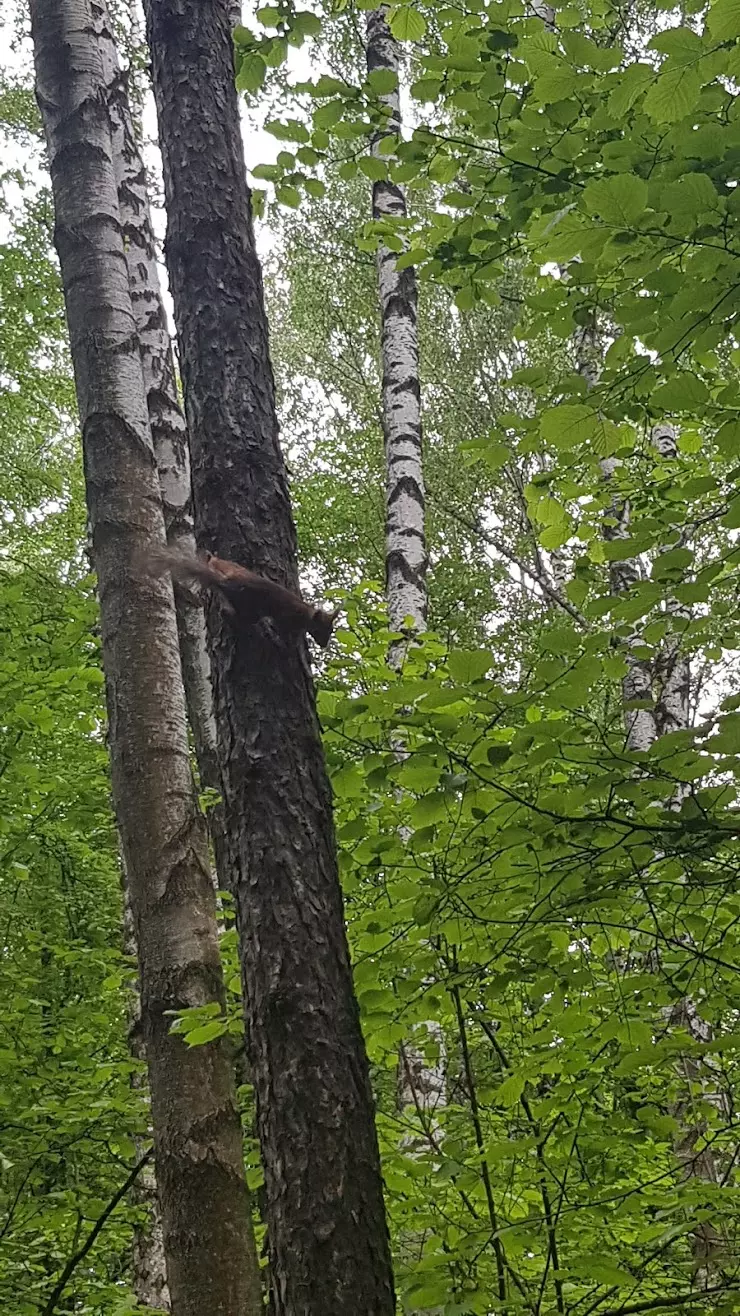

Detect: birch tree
142,1,395,1311
366,9,427,649
29,3,261,1312
96,1,227,869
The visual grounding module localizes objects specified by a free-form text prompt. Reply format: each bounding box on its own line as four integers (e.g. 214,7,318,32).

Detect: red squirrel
143,547,338,648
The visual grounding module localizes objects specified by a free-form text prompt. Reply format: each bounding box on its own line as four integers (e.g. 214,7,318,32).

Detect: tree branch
41,1148,154,1316
429,490,587,627
597,1283,740,1316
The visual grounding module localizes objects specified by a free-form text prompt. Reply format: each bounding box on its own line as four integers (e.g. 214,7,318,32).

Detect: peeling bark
30,4,262,1312
142,2,395,1312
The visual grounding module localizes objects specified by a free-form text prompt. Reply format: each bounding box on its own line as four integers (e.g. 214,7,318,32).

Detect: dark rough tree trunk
30,3,262,1313
142,2,395,1314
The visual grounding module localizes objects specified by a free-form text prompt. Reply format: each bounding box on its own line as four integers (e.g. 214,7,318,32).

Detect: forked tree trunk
30,4,261,1313
142,2,395,1313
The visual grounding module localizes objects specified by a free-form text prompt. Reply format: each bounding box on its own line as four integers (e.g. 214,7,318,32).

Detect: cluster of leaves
247,0,740,1308
6,0,740,1308
319,596,740,1313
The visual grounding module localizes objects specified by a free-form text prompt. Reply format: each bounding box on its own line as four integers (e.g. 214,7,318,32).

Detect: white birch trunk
30,4,262,1311
600,455,658,752
122,874,170,1312
650,422,724,1281
96,2,222,815
366,4,446,1186
652,422,691,742
574,317,657,751
367,7,427,643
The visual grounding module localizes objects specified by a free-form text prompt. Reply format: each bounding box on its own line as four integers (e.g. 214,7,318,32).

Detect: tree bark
366,7,427,648
96,0,229,874
30,4,262,1313
122,875,170,1311
141,2,395,1313
651,422,691,742
600,454,658,752
365,5,446,1135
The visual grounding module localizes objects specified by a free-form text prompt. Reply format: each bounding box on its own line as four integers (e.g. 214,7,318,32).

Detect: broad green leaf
582,174,648,226
275,183,301,207
644,65,703,122
540,404,597,448
447,649,493,683
387,6,427,41
256,5,281,25
707,0,740,40
367,68,399,95
236,53,266,93
184,1021,227,1046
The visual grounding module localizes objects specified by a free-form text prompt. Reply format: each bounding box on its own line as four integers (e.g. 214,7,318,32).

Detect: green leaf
291,10,322,37
448,649,493,683
652,546,694,579
314,100,344,129
455,285,476,312
497,1073,525,1107
652,375,709,410
359,156,388,181
582,174,648,226
184,1021,227,1046
312,75,349,96
716,419,740,459
395,248,427,271
707,0,740,40
265,118,310,143
644,66,703,123
366,68,399,95
387,5,427,41
409,792,450,826
540,404,597,448
275,183,301,207
607,62,653,116
256,5,281,25
236,53,266,93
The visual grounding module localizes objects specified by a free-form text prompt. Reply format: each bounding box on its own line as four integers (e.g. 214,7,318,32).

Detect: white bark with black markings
367,7,427,641
96,2,223,817
30,5,261,1312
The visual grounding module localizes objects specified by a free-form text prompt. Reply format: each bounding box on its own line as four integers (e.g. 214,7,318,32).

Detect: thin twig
41,1148,153,1316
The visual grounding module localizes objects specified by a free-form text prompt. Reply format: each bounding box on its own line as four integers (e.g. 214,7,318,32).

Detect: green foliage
320,595,740,1313
8,0,740,1308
